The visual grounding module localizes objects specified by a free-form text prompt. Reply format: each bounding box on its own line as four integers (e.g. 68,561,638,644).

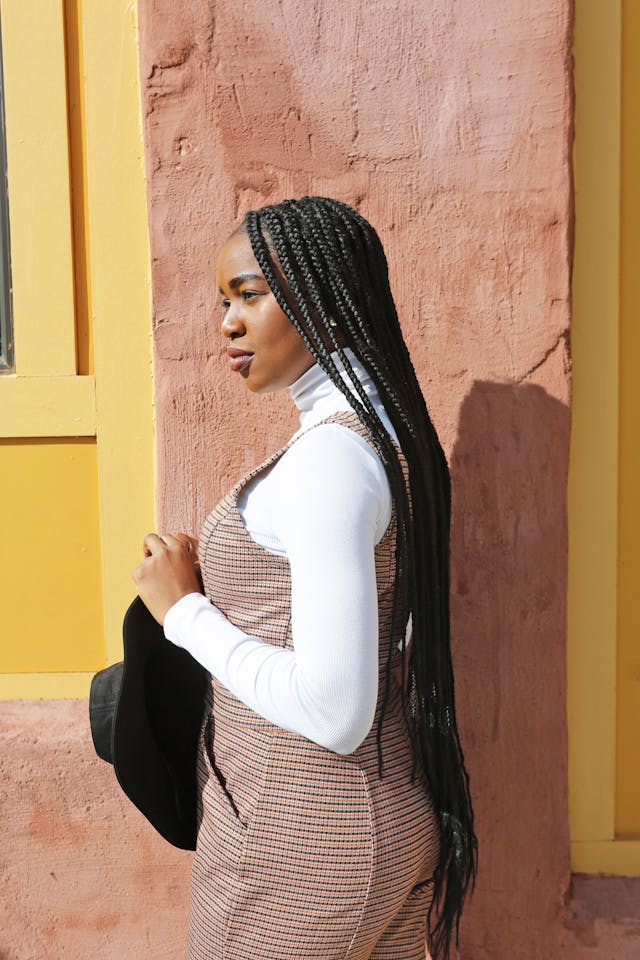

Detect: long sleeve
163,424,389,755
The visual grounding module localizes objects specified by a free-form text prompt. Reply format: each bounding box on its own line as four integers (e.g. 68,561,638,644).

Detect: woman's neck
287,346,397,443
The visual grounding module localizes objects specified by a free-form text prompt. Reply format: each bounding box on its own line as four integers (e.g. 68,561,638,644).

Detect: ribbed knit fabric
186,408,440,960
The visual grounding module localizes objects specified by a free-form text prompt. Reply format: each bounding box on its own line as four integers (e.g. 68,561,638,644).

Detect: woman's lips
228,353,254,373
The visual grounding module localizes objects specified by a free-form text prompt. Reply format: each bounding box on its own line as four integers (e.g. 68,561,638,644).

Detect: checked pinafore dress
189,409,440,960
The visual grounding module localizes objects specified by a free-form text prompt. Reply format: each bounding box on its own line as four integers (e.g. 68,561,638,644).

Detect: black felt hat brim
89,595,209,851
90,660,123,763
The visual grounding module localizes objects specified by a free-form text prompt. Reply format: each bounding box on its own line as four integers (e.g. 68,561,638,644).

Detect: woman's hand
132,532,204,626
167,533,201,568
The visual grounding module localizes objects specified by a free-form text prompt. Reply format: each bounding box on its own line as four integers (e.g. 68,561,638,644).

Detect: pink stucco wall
141,0,576,535
3,1,639,957
0,701,190,957
141,3,580,956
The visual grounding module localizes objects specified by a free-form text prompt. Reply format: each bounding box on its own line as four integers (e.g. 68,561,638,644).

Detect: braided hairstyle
238,196,477,959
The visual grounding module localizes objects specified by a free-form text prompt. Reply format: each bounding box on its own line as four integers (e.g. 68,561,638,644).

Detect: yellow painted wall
0,439,103,673
616,0,640,838
569,0,640,873
0,0,154,698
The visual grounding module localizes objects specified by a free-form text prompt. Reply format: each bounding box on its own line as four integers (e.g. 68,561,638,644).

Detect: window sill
0,375,95,437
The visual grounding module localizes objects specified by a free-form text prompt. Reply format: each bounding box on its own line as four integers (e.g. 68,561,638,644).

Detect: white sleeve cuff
163,591,221,646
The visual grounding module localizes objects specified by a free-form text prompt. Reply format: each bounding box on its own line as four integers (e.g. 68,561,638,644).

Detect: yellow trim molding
569,0,639,873
615,0,640,839
0,0,76,377
0,673,94,699
572,841,640,877
80,0,156,666
568,0,620,847
0,375,95,436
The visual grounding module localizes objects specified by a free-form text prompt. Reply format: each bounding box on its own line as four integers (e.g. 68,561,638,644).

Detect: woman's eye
220,291,259,310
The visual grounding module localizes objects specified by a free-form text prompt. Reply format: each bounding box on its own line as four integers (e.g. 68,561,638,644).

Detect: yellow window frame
0,0,155,696
0,0,93,427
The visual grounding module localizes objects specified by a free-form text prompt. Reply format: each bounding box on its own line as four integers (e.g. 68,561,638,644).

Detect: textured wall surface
139,0,575,535
5,1,639,958
0,701,190,958
133,0,639,957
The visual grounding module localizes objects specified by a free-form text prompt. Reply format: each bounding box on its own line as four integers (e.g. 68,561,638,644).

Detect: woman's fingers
143,532,185,551
159,533,182,548
174,533,199,553
132,530,204,624
143,532,166,556
173,533,201,566
142,531,200,565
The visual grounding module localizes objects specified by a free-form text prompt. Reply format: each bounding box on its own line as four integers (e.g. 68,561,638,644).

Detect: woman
133,196,477,960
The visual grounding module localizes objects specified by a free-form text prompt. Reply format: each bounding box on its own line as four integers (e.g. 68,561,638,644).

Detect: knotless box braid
241,196,477,960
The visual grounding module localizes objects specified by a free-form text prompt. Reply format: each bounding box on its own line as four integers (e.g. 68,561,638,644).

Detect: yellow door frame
569,0,640,875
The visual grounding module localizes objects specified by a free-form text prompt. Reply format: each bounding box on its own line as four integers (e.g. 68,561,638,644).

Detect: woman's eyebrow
225,272,264,291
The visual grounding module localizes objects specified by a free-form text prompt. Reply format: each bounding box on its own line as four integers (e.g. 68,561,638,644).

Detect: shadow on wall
449,379,571,957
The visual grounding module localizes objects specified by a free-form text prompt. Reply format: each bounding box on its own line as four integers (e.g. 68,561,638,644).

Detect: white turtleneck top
163,347,408,755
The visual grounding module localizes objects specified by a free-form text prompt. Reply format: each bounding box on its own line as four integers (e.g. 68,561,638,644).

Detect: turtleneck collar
287,347,368,411
287,345,400,444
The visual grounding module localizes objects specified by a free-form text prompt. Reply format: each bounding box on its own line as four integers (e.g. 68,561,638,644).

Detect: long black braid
239,197,477,959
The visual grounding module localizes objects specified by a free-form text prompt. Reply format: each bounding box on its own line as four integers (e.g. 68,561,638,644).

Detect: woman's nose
220,306,245,339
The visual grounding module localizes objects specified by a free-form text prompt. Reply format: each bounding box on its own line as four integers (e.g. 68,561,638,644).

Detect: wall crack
516,328,570,382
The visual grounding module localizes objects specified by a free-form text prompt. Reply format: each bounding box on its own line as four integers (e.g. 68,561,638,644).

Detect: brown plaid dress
189,409,440,959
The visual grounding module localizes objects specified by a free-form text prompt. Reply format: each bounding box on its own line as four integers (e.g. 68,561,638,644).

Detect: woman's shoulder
267,419,392,543
284,417,391,483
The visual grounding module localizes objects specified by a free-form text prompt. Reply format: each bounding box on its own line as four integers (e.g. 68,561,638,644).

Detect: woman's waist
210,661,410,722
210,673,418,769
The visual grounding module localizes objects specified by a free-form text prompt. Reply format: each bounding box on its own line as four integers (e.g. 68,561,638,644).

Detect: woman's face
216,229,318,394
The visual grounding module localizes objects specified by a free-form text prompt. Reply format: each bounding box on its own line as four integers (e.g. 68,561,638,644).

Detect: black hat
89,595,209,850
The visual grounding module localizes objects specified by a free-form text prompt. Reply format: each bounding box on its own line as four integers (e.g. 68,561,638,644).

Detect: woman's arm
163,426,388,754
